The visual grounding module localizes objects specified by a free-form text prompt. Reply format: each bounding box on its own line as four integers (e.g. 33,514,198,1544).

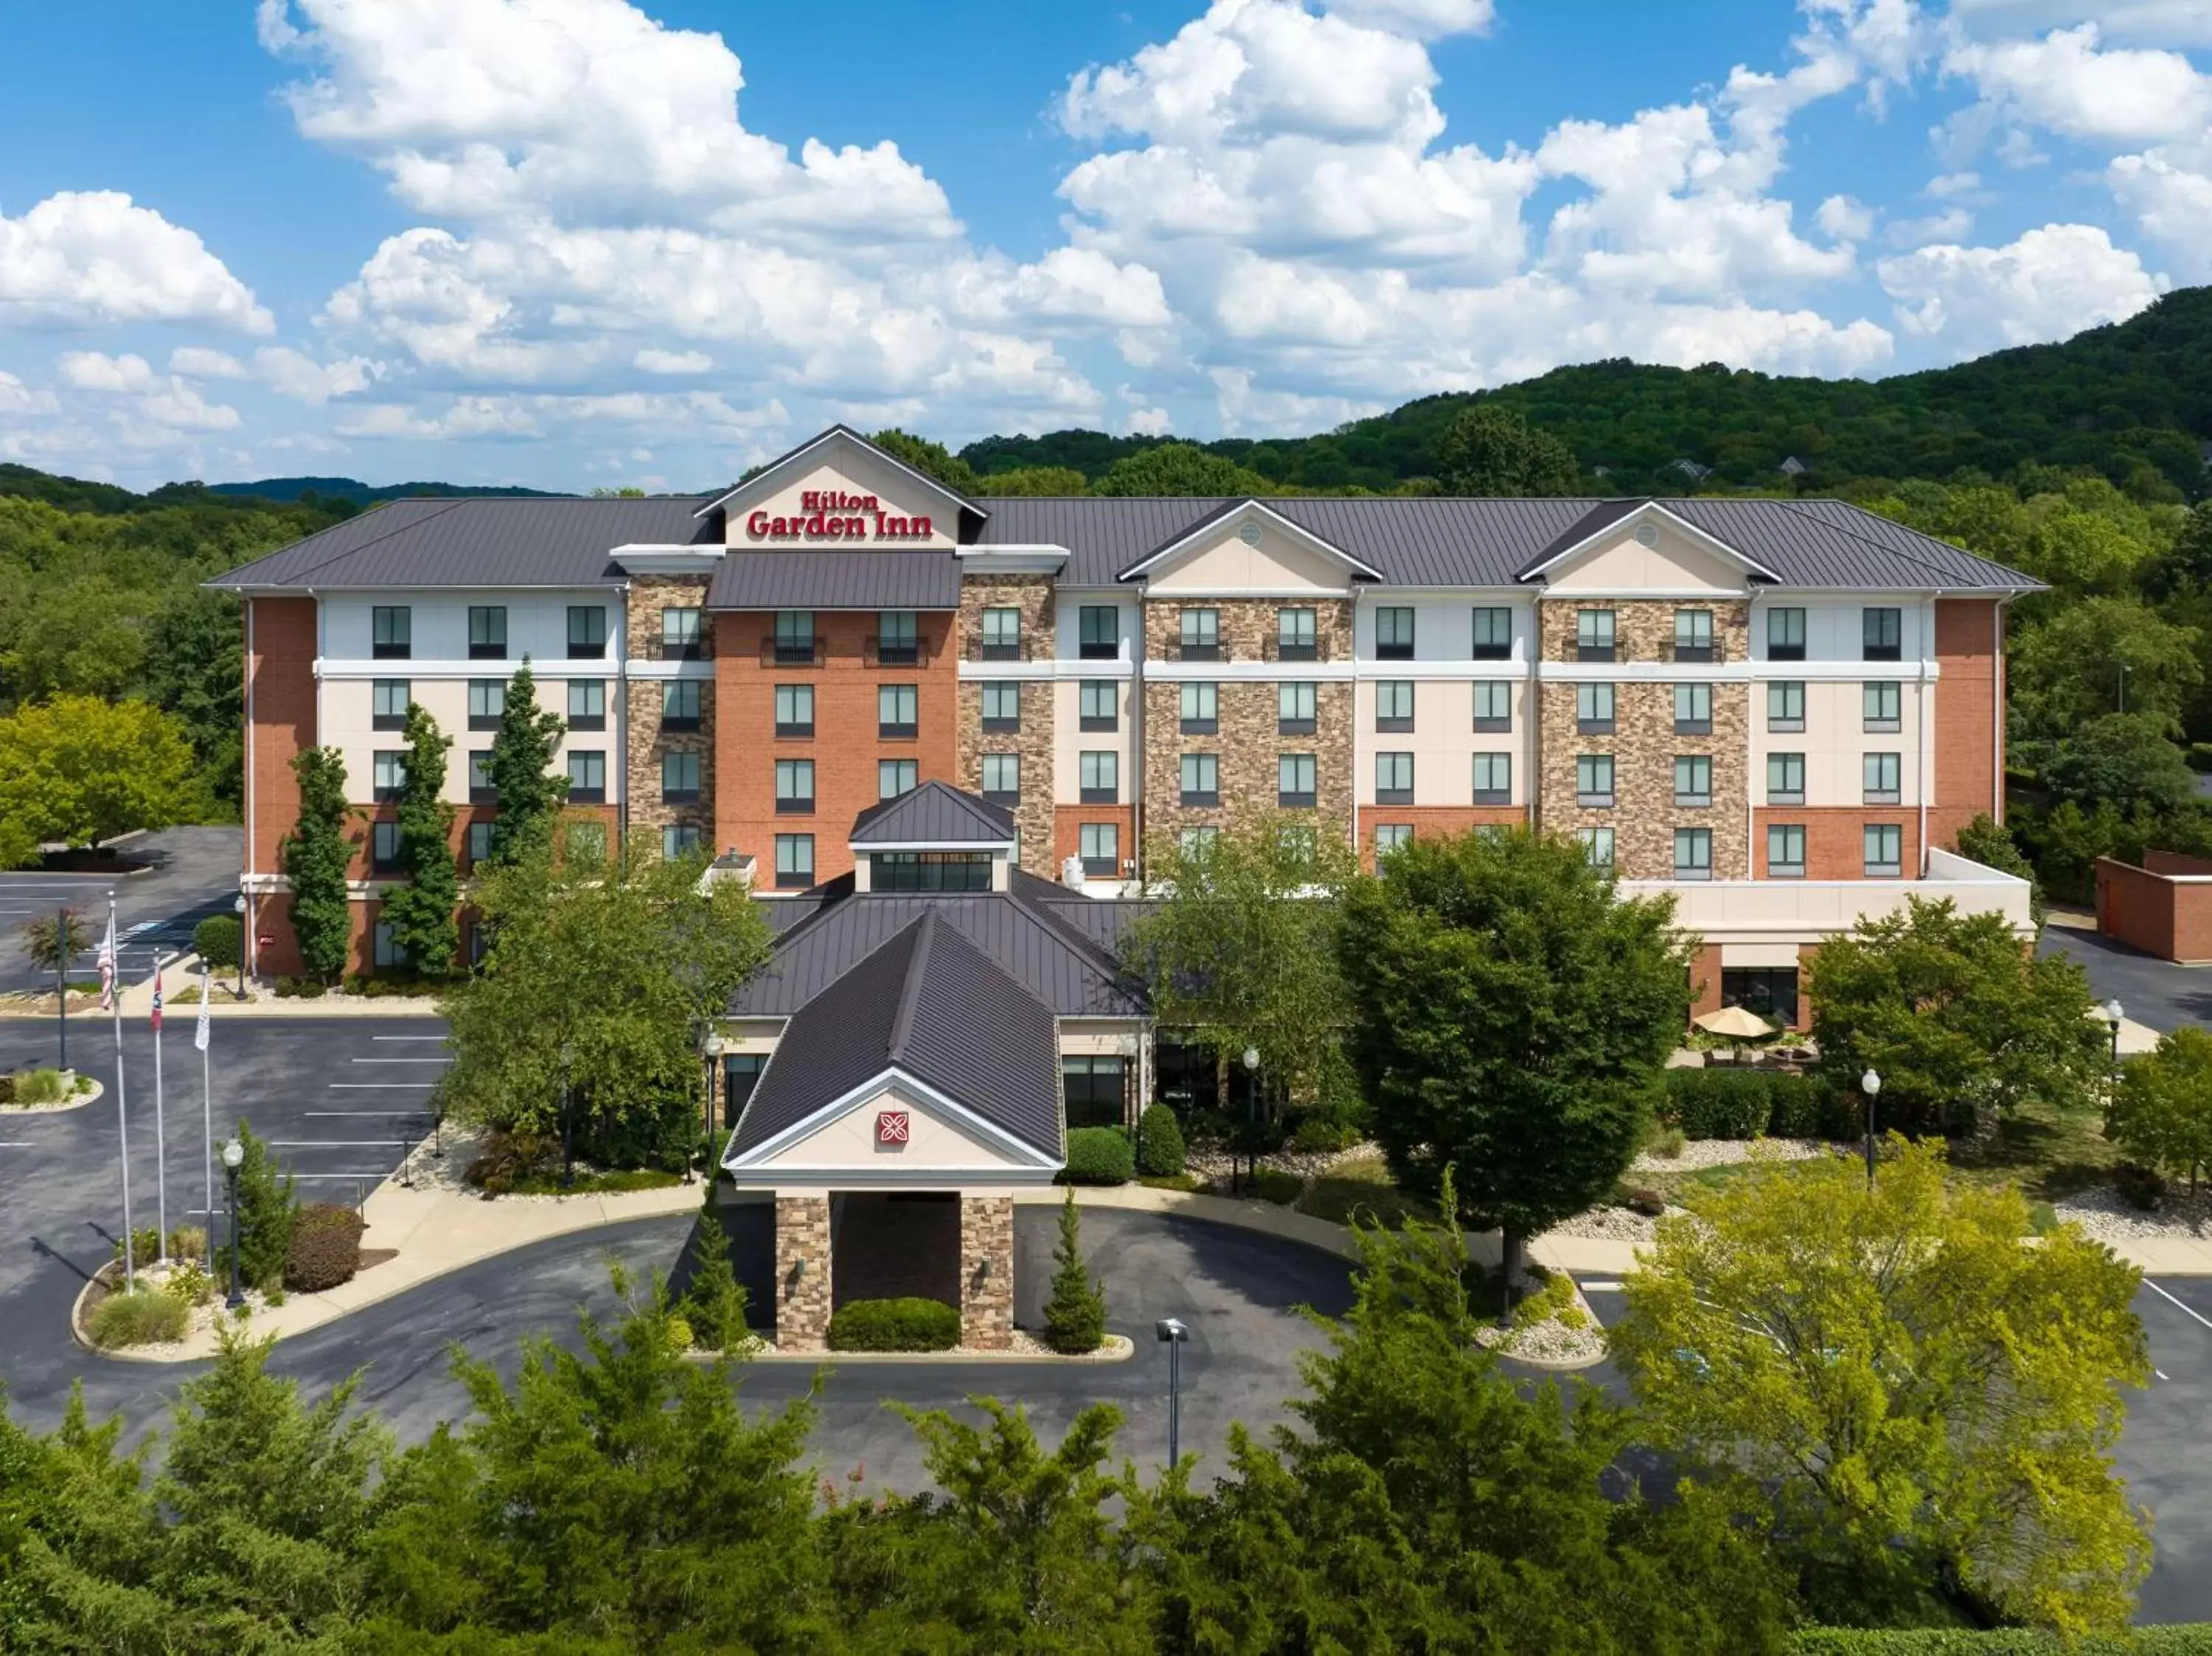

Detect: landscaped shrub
826,1296,961,1352
574,1083,701,1173
1766,1071,1860,1140
466,1128,558,1193
14,1068,69,1105
162,1262,215,1306
1286,1113,1363,1155
1060,1126,1135,1186
1248,1166,1305,1206
1134,1104,1186,1176
0,1076,12,1107
167,1225,207,1262
1622,1186,1666,1217
1661,1067,1773,1139
1788,1630,2212,1654
1043,1191,1107,1353
2115,1161,2167,1211
273,976,327,998
1646,1124,1687,1160
228,1121,297,1290
89,1287,189,1349
679,1206,749,1352
111,1226,163,1268
192,914,243,970
283,1203,365,1292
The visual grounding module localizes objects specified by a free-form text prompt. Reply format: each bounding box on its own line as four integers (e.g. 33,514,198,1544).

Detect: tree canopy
0,695,199,866
2107,1025,2212,1194
482,661,568,864
1434,403,1583,495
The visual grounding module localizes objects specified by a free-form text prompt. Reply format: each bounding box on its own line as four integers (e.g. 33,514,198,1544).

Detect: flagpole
198,960,214,1242
151,963,168,1261
106,892,133,1292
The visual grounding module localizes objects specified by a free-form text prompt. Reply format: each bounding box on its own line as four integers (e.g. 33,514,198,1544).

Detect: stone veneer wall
774,1194,832,1351
956,574,1057,872
958,1195,1014,1350
625,574,715,851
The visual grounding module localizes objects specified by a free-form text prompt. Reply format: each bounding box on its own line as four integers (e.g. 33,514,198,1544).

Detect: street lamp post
221,1137,246,1309
1239,1046,1260,1197
1860,1068,1881,1187
233,894,248,1001
1155,1317,1189,1466
2103,998,2125,1090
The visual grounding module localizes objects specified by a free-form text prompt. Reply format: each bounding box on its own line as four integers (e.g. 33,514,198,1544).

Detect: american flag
96,912,116,1012
150,969,164,1031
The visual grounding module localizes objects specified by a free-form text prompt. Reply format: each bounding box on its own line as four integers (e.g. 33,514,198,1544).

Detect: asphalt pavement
0,827,247,993
2039,925,2212,1034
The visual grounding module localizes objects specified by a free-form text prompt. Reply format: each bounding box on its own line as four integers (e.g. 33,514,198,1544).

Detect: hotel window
878,759,918,800
1576,609,1615,662
1767,680,1805,732
660,679,698,731
1180,681,1217,734
774,834,814,889
1576,754,1614,809
371,820,402,873
774,683,813,738
372,679,408,731
1768,751,1805,805
980,681,1019,734
1376,752,1414,806
1279,754,1318,808
1864,751,1902,805
468,605,507,660
876,610,919,666
1863,680,1902,733
981,753,1020,807
1674,827,1713,881
775,758,814,813
663,751,701,805
1576,682,1615,734
1376,823,1413,858
1277,607,1317,661
1723,967,1798,1025
1078,605,1118,660
1377,680,1415,733
1079,751,1119,804
1471,606,1512,661
372,605,411,660
774,610,815,665
1467,681,1509,734
1673,608,1714,661
1863,606,1902,661
1180,825,1221,860
563,821,607,865
372,920,408,970
568,679,607,731
566,750,605,804
1079,681,1118,732
1079,822,1119,877
1865,824,1904,877
1179,608,1220,661
466,678,504,731
1578,826,1615,869
720,1054,763,1126
1767,607,1806,661
1767,824,1806,879
566,605,606,659
1062,1055,1127,1130
1674,754,1712,807
372,751,406,802
1674,682,1712,734
1472,752,1512,805
468,751,495,803
1375,607,1415,661
870,852,992,894
979,607,1021,661
879,683,918,740
661,607,703,661
466,821,492,869
664,824,703,859
1279,681,1316,736
1180,753,1219,807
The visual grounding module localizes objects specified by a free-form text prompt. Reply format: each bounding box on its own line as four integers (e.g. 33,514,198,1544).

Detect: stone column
959,1195,1015,1350
774,1194,832,1352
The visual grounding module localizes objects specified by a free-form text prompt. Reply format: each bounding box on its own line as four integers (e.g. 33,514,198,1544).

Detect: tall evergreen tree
378,703,459,977
483,659,568,864
280,745,353,982
1042,1192,1107,1354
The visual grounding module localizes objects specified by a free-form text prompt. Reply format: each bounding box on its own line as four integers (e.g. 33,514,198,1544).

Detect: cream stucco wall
1749,678,1925,807
323,675,621,807
722,444,961,550
1353,677,1526,807
1541,521,1749,596
1052,678,1135,807
1351,597,1535,661
1144,518,1354,594
321,591,619,664
743,1076,1050,1175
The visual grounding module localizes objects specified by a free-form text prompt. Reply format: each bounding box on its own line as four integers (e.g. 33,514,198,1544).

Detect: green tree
0,695,198,862
19,906,88,978
2038,711,2197,813
1612,1141,2152,1634
2108,1026,2212,1194
869,426,983,495
1808,897,2105,1137
141,586,244,809
378,703,459,977
1336,829,1688,1293
482,661,568,864
678,1204,751,1352
975,465,1089,496
1042,1191,1107,1354
1093,442,1276,497
1433,403,1583,495
1953,810,2046,928
223,1119,297,1291
281,746,353,983
2008,597,2201,742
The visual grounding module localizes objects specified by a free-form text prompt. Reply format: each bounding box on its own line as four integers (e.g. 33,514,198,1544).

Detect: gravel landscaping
1545,1204,1683,1245
2055,1183,2212,1243
1631,1136,1841,1174
1184,1138,1382,1187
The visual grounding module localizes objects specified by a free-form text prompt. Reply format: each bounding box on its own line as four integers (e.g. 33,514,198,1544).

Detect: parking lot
0,827,247,994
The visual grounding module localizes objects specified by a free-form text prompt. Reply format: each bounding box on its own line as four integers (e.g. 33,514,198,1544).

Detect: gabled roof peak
696,425,987,524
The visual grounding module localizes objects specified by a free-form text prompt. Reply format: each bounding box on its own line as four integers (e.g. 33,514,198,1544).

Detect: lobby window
980,681,1019,734
659,679,698,731
1723,967,1798,1025
1578,826,1615,869
774,610,815,666
1767,824,1806,879
1180,681,1217,734
1377,679,1414,733
1180,825,1220,860
1576,609,1615,662
1767,680,1805,732
1768,751,1805,805
372,751,406,802
870,852,992,894
1375,606,1415,661
661,607,703,661
876,610,919,666
1471,606,1512,661
372,679,408,731
372,605,411,661
1576,754,1614,809
773,683,813,738
1079,822,1120,877
1079,751,1119,804
1863,680,1902,733
1863,606,1902,662
1864,751,1902,805
466,821,492,870
1376,752,1414,806
468,605,507,660
1472,752,1512,805
566,751,605,804
775,758,814,813
467,678,504,731
1276,607,1317,661
1178,608,1219,661
879,683,918,740
1376,823,1413,859
1279,681,1316,736
1062,1055,1127,1130
563,821,607,866
372,920,408,970
663,824,702,859
1674,754,1712,807
663,751,700,805
1674,682,1712,735
981,753,1020,807
1473,681,1512,734
1674,827,1713,881
1576,682,1615,735
1079,680,1118,732
1673,608,1714,661
721,1054,764,1127
774,834,814,889
1767,607,1806,661
1180,752,1219,807
1079,605,1118,660
1864,824,1903,877
980,607,1022,661
878,758,918,800
371,820,402,874
1279,754,1318,808
568,678,606,731
566,605,606,660
468,751,495,803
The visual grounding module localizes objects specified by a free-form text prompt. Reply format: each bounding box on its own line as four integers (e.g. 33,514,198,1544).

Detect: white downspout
244,596,257,983
1920,592,1942,875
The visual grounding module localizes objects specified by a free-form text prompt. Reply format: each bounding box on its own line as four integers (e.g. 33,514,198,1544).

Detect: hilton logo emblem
877,1110,910,1147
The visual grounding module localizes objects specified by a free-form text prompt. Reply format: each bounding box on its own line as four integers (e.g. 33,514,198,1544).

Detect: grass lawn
1297,1155,1436,1229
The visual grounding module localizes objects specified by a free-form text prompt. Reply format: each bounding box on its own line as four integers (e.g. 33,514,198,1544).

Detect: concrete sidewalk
108,955,445,1020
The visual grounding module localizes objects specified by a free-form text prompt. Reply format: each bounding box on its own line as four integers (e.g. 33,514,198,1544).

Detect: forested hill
206,476,563,504
961,285,2212,501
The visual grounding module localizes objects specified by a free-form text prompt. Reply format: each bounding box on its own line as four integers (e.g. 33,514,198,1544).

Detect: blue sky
0,0,2205,492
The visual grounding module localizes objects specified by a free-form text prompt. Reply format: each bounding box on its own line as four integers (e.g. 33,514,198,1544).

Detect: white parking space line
372,1035,448,1042
0,1141,32,1149
351,1057,450,1064
328,1082,439,1089
2145,1278,2212,1335
289,1171,400,1180
271,1139,416,1147
305,1110,431,1118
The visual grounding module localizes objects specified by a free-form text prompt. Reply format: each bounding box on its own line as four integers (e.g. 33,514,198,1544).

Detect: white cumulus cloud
0,192,273,333
1878,222,2168,355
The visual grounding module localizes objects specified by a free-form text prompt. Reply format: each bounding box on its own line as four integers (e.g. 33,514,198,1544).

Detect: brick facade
774,1194,832,1351
245,596,319,881
626,575,716,853
959,1195,1015,1350
1752,807,1920,882
1356,805,1529,870
1054,804,1135,877
1930,598,2003,852
955,576,1057,873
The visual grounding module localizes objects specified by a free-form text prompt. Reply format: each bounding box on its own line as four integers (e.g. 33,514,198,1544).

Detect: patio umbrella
1693,1003,1777,1063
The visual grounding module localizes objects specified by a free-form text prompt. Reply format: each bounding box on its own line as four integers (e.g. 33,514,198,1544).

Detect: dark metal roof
705,549,961,610
849,782,1016,846
697,424,988,523
730,911,1062,1161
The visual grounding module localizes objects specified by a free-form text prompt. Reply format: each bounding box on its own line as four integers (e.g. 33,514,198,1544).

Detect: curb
1,1075,104,1115
695,1334,1138,1365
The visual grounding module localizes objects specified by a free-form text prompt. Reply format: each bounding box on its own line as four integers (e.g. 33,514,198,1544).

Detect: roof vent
1635,523,1659,548
1238,521,1263,547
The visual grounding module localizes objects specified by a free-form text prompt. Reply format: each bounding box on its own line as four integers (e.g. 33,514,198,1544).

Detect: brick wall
1929,598,2002,850
1356,805,1529,871
1054,804,1135,875
1751,807,1920,881
2097,856,2212,964
627,575,716,852
246,596,319,880
1688,942,1725,1017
